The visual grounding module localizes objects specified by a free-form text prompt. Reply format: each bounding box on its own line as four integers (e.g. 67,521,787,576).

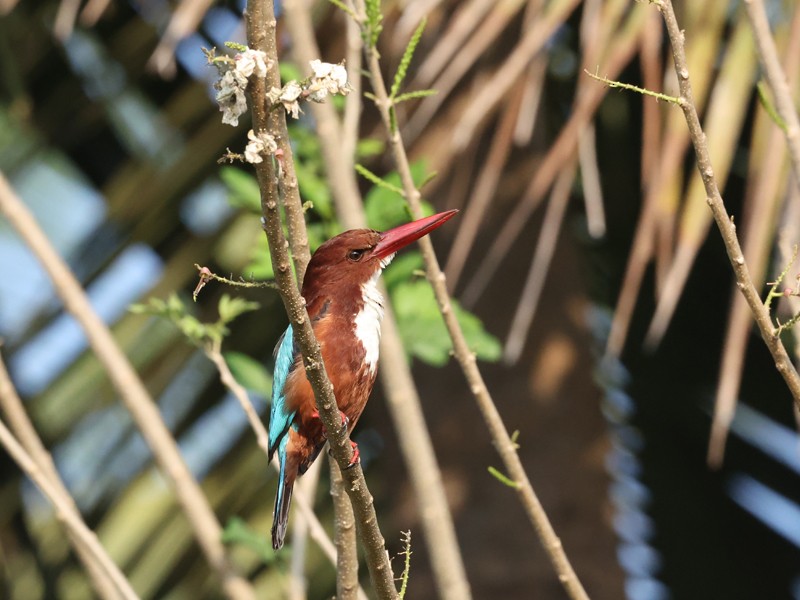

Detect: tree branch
651,0,800,407
280,3,472,598
351,2,590,599
244,1,397,597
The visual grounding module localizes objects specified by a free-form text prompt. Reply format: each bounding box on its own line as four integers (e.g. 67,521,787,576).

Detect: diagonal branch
650,0,800,406
350,2,590,599
0,172,256,600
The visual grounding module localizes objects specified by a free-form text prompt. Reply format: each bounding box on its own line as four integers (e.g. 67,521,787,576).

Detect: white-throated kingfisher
267,209,458,550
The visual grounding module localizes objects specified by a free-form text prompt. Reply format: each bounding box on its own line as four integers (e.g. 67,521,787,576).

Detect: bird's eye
347,249,366,262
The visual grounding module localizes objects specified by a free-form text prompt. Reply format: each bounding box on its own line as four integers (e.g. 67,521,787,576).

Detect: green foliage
279,62,303,85
398,530,413,599
487,466,520,489
130,293,259,348
363,161,435,231
222,517,283,566
393,89,438,105
392,280,501,365
390,18,426,100
224,351,273,397
364,0,384,48
220,167,261,213
356,138,385,159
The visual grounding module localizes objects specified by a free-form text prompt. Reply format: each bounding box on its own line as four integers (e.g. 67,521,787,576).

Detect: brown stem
281,3,472,598
652,0,800,407
330,459,360,600
354,3,590,599
244,1,398,597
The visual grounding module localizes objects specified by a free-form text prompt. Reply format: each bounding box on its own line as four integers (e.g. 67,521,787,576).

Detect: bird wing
268,324,298,460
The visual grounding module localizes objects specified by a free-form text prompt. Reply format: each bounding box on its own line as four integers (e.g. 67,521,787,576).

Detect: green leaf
393,89,438,104
222,517,280,565
224,351,273,397
382,251,424,290
218,294,260,324
220,167,261,213
390,18,426,100
244,236,275,280
364,0,383,47
363,161,435,231
391,280,501,365
356,138,385,159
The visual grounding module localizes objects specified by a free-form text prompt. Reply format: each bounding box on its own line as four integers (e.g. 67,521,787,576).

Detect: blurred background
1,0,800,598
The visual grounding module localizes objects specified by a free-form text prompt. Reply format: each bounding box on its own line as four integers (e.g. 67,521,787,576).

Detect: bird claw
345,441,360,469
310,409,349,435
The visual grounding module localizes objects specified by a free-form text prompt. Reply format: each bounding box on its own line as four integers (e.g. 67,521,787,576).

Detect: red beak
373,210,458,259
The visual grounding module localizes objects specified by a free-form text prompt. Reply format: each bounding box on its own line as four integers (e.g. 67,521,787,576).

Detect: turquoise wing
268,324,298,459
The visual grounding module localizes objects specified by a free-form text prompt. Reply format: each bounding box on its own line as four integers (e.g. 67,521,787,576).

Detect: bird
267,209,458,550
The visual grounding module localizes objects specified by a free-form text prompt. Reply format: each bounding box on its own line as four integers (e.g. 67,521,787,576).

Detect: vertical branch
281,3,472,599
244,1,398,597
330,460,360,600
351,2,590,599
0,174,255,600
651,0,800,407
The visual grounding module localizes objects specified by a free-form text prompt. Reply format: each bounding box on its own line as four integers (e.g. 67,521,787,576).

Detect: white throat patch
354,254,394,373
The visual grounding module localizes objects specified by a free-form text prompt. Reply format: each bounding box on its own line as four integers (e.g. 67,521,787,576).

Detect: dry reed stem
0,173,256,600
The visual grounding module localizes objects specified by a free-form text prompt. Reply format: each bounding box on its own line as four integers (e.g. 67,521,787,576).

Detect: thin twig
331,460,360,600
650,0,800,407
0,172,256,600
355,1,590,597
244,1,398,597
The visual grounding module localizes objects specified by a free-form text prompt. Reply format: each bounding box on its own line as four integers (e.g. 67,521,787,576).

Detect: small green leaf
390,18,426,100
221,167,261,213
364,0,384,47
356,138,385,159
393,89,438,104
224,351,273,397
218,294,260,324
391,280,501,365
488,466,520,488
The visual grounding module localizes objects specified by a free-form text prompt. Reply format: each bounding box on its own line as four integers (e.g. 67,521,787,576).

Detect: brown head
301,210,458,303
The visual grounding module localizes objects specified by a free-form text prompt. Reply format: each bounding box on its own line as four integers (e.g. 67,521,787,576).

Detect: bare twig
650,0,800,407
330,460,360,600
244,1,398,597
354,1,590,598
0,172,256,600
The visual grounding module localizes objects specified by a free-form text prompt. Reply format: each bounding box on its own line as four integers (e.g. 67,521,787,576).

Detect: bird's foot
345,440,360,469
328,440,361,469
310,409,349,435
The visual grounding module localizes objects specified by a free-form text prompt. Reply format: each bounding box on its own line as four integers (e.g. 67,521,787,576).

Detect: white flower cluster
306,60,349,102
215,48,270,127
268,60,350,119
244,129,278,164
